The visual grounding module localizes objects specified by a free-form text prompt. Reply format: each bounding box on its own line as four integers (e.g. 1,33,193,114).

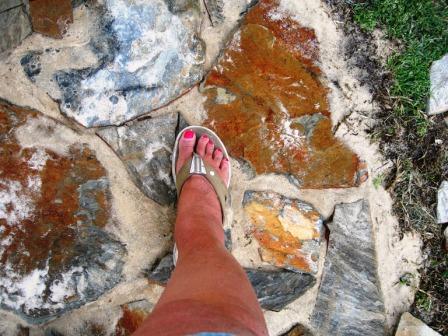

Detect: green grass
351,0,448,333
354,0,448,137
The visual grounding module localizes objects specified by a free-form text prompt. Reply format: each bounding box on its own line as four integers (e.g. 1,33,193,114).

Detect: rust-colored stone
243,191,323,274
0,100,123,322
115,301,152,336
0,101,108,276
202,0,364,188
29,0,73,38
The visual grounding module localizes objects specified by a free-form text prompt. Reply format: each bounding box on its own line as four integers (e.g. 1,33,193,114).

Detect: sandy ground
0,0,422,335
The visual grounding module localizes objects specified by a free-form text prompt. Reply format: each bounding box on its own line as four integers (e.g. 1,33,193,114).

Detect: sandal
171,126,232,265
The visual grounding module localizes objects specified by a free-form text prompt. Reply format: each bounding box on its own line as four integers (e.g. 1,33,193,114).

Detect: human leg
133,131,268,336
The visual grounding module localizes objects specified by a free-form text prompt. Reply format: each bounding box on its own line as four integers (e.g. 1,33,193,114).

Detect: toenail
184,130,194,139
215,148,221,153
202,134,208,139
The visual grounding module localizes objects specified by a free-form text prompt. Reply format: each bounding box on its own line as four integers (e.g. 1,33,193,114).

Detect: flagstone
0,101,125,323
29,0,73,39
311,200,385,335
243,191,323,274
21,0,205,127
115,300,153,336
96,112,187,205
201,0,364,188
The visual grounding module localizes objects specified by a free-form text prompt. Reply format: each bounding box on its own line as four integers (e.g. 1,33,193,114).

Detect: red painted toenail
216,148,221,153
202,135,208,139
184,130,194,139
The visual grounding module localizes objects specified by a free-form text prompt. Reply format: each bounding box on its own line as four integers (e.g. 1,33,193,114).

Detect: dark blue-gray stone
204,0,224,25
245,269,315,312
96,112,189,205
20,52,42,82
311,200,386,336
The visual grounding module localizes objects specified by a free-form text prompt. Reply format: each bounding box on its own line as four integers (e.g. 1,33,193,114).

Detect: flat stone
97,112,187,205
243,191,323,274
437,181,448,224
0,5,32,54
0,0,23,13
147,253,175,285
29,0,73,38
281,324,314,336
245,269,315,312
428,54,448,115
201,0,365,189
0,100,125,323
395,312,442,336
311,200,386,335
147,253,315,311
115,300,153,335
204,0,224,25
23,0,205,127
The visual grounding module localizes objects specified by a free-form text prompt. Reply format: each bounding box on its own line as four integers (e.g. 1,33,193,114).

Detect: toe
220,157,230,184
196,135,209,157
205,140,214,159
176,130,196,173
213,148,223,163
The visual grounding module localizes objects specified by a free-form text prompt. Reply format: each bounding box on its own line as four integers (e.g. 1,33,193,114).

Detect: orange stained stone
243,191,323,274
202,0,365,188
115,304,150,336
29,0,73,39
0,101,110,277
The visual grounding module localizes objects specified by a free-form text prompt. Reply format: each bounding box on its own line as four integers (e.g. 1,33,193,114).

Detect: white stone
437,181,448,224
428,54,448,115
395,313,441,336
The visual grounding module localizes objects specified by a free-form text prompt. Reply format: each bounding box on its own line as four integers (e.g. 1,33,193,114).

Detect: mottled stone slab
147,253,314,311
281,324,314,336
22,0,205,127
0,100,125,323
97,112,186,205
243,191,323,274
437,181,448,224
0,0,22,13
29,0,73,38
201,0,365,188
115,300,153,335
245,268,315,312
311,200,385,335
428,54,448,115
0,5,32,53
204,0,224,25
395,313,442,336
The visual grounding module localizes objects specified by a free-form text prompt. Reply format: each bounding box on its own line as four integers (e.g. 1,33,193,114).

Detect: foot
176,129,230,189
174,129,231,248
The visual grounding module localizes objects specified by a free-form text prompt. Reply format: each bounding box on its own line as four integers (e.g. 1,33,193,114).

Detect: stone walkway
0,0,423,335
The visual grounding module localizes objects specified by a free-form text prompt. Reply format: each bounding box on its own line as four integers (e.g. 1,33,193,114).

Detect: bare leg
134,131,268,336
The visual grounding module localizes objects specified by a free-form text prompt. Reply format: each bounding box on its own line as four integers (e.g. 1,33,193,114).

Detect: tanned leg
133,131,268,336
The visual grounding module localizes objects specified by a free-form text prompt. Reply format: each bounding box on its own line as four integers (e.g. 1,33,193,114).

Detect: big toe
176,129,196,173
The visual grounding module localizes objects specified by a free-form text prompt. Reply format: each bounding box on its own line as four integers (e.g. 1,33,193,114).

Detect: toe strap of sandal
175,153,228,212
